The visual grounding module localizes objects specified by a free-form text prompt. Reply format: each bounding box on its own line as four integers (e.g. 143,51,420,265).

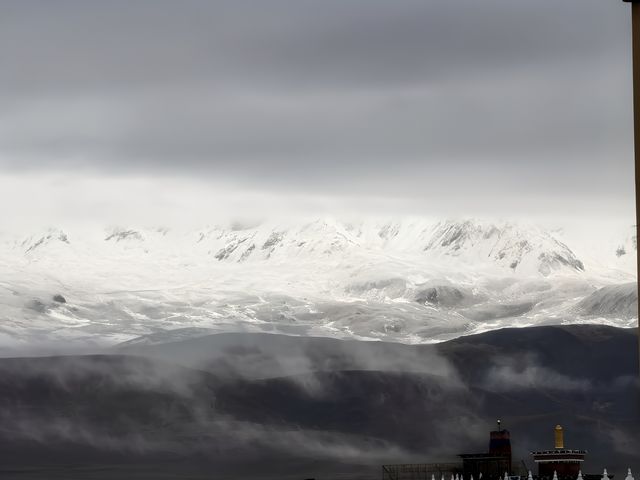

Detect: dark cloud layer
0,0,634,213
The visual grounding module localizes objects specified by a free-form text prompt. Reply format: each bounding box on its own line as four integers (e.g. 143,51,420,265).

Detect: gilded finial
554,425,564,449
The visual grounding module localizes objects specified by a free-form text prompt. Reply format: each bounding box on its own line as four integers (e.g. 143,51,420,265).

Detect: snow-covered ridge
0,217,635,351
8,218,628,277
423,220,584,276
20,228,70,254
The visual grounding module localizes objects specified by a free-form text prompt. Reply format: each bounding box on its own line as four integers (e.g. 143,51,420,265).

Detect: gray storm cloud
0,0,634,221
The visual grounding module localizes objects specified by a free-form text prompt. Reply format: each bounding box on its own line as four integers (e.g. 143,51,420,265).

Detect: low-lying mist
0,325,637,479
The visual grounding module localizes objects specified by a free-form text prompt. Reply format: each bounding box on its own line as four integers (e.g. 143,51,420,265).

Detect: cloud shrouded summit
0,0,634,220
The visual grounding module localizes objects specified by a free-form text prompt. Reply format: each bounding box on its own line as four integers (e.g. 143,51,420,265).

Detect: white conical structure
505,472,509,480
431,475,435,480
527,471,533,480
479,474,483,480
553,471,558,480
626,469,635,480
578,471,584,480
602,469,609,480
471,475,474,480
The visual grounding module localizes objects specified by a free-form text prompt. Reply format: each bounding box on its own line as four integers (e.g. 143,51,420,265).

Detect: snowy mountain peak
0,217,635,349
20,228,70,254
423,220,584,276
184,218,586,276
5,218,624,279
105,228,144,242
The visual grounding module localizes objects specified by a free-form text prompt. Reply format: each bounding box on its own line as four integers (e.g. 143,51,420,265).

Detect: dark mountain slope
0,326,637,479
437,324,639,382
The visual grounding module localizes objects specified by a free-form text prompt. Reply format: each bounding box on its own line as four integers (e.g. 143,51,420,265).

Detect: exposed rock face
14,219,588,278
189,219,588,277
262,232,284,250
537,251,584,276
424,220,584,276
22,229,69,254
414,285,475,308
215,236,250,261
52,294,67,304
105,229,143,242
239,244,256,262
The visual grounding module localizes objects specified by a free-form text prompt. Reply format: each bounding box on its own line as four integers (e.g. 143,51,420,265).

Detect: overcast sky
0,0,634,225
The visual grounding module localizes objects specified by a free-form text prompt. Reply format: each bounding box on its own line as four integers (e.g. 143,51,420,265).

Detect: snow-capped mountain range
0,218,636,352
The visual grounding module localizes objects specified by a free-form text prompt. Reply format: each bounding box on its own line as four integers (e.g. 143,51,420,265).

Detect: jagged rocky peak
536,250,584,275
424,222,457,250
378,222,401,240
21,228,70,254
424,220,584,276
105,228,144,242
207,218,362,263
214,233,253,261
9,218,595,277
262,231,284,250
197,218,588,274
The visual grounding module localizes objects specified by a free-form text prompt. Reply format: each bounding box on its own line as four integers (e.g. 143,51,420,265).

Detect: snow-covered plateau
0,217,636,352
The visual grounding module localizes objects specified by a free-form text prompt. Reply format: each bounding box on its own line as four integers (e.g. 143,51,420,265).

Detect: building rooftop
459,453,511,459
531,449,587,455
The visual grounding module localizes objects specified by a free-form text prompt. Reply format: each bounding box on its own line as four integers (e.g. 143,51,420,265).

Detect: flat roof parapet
531,450,587,454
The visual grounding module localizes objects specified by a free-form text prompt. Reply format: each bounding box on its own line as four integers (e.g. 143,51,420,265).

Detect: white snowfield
0,217,636,352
